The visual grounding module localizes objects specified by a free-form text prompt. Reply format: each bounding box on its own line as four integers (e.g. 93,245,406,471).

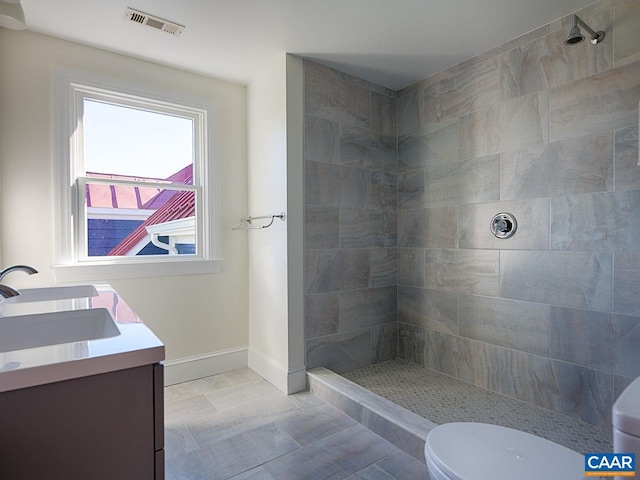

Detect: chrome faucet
0,284,20,298
0,265,38,282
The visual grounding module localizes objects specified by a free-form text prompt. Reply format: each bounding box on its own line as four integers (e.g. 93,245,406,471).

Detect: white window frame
53,68,221,281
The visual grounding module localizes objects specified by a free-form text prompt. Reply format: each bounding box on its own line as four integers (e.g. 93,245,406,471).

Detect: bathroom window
53,69,221,281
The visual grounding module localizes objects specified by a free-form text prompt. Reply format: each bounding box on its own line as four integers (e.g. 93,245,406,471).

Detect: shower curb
307,367,436,463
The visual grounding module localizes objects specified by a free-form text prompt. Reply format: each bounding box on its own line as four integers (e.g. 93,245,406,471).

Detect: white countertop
0,284,165,393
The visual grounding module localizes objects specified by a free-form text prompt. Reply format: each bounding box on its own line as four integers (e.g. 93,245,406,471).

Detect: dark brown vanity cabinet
0,363,164,480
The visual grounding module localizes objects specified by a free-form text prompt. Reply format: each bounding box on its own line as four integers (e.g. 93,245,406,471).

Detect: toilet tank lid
613,376,640,436
425,423,584,480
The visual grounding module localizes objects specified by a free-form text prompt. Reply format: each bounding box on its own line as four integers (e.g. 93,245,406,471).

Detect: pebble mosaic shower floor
343,359,612,454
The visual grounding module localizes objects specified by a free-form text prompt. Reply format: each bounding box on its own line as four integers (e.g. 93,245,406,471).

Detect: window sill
54,258,223,283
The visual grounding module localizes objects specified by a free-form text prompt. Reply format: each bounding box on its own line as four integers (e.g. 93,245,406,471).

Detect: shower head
565,25,584,44
564,15,605,45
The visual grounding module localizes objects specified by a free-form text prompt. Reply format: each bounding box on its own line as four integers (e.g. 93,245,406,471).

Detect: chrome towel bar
230,212,285,231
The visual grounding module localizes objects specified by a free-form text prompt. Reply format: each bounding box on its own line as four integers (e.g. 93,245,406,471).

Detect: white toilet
425,376,640,480
424,422,584,480
613,375,640,461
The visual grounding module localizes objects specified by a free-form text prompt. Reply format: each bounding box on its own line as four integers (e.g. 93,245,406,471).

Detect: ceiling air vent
124,7,185,36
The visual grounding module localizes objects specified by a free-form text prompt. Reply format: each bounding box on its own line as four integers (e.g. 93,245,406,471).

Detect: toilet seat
425,423,584,480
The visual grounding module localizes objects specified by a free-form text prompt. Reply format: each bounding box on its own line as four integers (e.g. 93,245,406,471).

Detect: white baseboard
247,349,306,395
164,347,248,386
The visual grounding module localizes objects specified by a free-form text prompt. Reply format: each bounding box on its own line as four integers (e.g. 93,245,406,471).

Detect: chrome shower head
564,15,605,46
565,25,585,44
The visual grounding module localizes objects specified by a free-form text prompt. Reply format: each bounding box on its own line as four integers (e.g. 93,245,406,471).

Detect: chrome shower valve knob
490,212,517,239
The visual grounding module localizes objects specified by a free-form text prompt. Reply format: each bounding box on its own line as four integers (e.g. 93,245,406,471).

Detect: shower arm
572,15,597,39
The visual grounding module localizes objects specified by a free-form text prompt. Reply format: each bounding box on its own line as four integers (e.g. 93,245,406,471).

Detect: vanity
0,284,165,480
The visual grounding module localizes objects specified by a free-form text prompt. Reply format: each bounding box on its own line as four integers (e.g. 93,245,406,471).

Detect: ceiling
21,0,596,90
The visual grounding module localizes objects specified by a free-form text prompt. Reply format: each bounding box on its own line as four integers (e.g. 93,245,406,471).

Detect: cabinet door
0,366,155,480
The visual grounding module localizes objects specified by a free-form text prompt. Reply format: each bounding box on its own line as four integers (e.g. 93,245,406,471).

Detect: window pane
84,180,196,257
83,99,193,183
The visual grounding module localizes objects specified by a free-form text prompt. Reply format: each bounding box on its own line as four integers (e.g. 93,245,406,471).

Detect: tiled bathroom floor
164,368,428,480
343,359,613,454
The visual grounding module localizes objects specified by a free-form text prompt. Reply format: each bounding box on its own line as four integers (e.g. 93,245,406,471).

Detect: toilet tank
613,376,640,457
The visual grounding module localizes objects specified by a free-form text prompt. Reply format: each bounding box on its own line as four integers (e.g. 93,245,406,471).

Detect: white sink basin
4,285,98,304
0,308,119,353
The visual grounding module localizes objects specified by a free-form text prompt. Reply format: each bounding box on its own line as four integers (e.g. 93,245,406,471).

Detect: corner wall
396,0,640,428
247,54,305,393
303,60,399,373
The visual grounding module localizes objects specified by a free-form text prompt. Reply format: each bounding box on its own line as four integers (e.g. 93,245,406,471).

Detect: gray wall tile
551,190,640,251
399,69,451,98
499,90,549,154
305,206,339,249
398,323,425,365
498,349,613,427
500,251,613,311
306,330,372,373
397,90,421,135
613,1,640,67
305,161,370,208
371,171,397,209
341,165,372,208
371,92,397,135
305,162,371,208
500,133,614,200
398,286,458,335
305,66,370,128
458,103,500,159
370,248,397,288
500,40,547,101
305,160,340,207
549,62,640,142
305,293,339,340
550,306,640,378
615,126,640,192
459,295,549,356
422,155,500,207
371,323,398,363
398,119,458,172
459,91,548,159
340,287,397,331
459,198,549,250
423,57,500,125
614,252,640,316
305,116,339,164
305,249,370,294
340,125,397,173
425,249,500,296
425,330,501,391
398,248,425,287
340,209,397,248
398,207,458,248
304,59,372,90
397,168,424,209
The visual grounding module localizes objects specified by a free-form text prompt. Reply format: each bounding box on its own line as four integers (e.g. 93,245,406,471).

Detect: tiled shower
304,0,640,430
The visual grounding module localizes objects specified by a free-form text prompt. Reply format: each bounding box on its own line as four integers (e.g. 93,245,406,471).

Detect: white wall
247,54,305,393
0,30,249,379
